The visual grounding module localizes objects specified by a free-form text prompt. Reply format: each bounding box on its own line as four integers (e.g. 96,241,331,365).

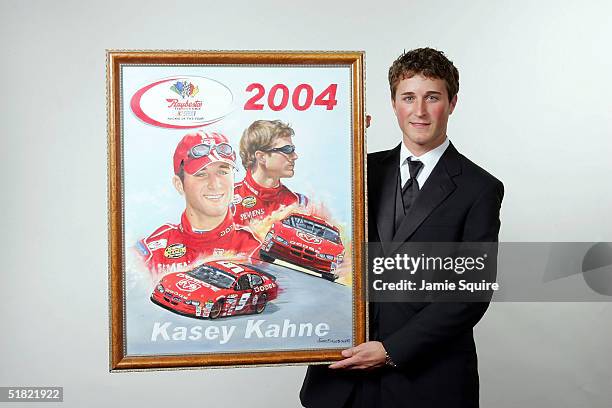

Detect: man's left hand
329,341,387,370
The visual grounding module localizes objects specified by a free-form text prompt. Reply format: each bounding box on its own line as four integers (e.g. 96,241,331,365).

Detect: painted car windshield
188,265,235,289
282,216,341,244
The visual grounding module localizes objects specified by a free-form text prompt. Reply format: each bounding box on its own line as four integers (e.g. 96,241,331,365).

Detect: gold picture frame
107,50,366,370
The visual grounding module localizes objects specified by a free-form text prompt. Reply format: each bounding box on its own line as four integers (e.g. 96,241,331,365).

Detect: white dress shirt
399,137,450,188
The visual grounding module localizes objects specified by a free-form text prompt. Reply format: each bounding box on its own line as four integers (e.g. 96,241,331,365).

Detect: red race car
151,260,279,319
259,213,345,281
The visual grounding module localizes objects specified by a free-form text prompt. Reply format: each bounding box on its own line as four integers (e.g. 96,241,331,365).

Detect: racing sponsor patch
296,230,323,244
232,193,243,205
213,248,225,256
290,241,317,251
176,279,201,292
201,300,214,317
240,208,265,221
254,283,275,293
147,238,167,251
242,196,257,208
218,225,233,237
164,243,187,259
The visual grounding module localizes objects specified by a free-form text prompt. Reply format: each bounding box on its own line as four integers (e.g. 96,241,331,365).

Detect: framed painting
107,50,366,370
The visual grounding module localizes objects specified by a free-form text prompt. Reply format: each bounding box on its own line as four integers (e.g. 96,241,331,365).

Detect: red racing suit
137,211,260,276
233,170,308,226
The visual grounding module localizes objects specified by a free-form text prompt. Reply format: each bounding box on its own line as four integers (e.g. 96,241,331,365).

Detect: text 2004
244,83,338,111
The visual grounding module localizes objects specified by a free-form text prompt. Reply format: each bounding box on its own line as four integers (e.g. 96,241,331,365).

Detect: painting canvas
107,51,366,370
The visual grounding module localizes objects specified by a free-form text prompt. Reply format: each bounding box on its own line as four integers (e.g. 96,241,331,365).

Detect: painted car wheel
259,250,275,263
209,300,223,319
255,294,267,314
322,272,338,282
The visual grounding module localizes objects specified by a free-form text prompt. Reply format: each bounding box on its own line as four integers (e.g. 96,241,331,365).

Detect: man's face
262,135,298,179
392,74,457,154
175,162,234,219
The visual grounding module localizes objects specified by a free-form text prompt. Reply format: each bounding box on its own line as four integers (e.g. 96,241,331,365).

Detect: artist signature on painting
318,337,351,344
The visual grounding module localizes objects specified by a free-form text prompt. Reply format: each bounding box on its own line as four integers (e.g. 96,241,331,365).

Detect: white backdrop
1,0,611,407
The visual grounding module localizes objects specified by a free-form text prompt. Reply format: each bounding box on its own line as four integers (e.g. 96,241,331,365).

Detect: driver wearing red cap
137,131,260,276
233,120,308,226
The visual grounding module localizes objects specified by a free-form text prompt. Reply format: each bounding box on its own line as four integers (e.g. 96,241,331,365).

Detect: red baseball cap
173,131,237,175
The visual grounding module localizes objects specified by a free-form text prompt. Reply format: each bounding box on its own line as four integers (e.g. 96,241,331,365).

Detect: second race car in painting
151,260,279,319
259,213,345,281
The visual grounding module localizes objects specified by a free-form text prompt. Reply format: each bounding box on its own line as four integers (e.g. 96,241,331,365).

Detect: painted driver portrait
233,120,308,227
137,131,260,276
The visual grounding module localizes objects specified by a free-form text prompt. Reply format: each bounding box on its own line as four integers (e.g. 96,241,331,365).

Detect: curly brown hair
388,47,459,102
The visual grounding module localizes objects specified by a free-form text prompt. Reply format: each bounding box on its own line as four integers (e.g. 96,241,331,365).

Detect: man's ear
172,175,184,195
255,150,266,166
449,94,458,114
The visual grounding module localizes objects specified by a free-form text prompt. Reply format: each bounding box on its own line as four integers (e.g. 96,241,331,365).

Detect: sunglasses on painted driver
264,144,296,155
188,143,234,159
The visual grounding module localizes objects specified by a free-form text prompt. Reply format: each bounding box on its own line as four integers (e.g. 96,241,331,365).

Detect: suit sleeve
382,180,504,367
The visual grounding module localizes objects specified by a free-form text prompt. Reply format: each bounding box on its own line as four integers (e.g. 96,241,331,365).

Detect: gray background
1,0,611,407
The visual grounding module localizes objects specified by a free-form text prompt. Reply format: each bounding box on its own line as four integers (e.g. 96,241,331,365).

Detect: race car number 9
235,293,251,311
244,83,338,111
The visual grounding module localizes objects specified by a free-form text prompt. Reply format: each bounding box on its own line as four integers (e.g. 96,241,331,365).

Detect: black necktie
394,159,423,231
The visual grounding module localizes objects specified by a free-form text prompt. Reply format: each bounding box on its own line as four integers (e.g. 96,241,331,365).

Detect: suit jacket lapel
374,144,401,251
389,143,461,254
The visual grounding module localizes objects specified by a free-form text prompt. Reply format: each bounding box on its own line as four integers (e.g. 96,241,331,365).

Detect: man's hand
329,341,387,370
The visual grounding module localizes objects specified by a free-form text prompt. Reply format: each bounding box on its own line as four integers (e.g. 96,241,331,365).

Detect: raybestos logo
170,80,199,98
130,76,233,129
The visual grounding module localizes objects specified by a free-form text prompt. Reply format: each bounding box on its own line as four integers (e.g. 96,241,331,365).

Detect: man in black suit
300,48,504,407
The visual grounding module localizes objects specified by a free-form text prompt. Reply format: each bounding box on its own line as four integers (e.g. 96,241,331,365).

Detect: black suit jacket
301,142,504,408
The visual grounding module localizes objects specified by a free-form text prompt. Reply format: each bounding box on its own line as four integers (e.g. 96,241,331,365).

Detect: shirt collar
399,137,450,186
180,210,235,241
244,169,284,200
